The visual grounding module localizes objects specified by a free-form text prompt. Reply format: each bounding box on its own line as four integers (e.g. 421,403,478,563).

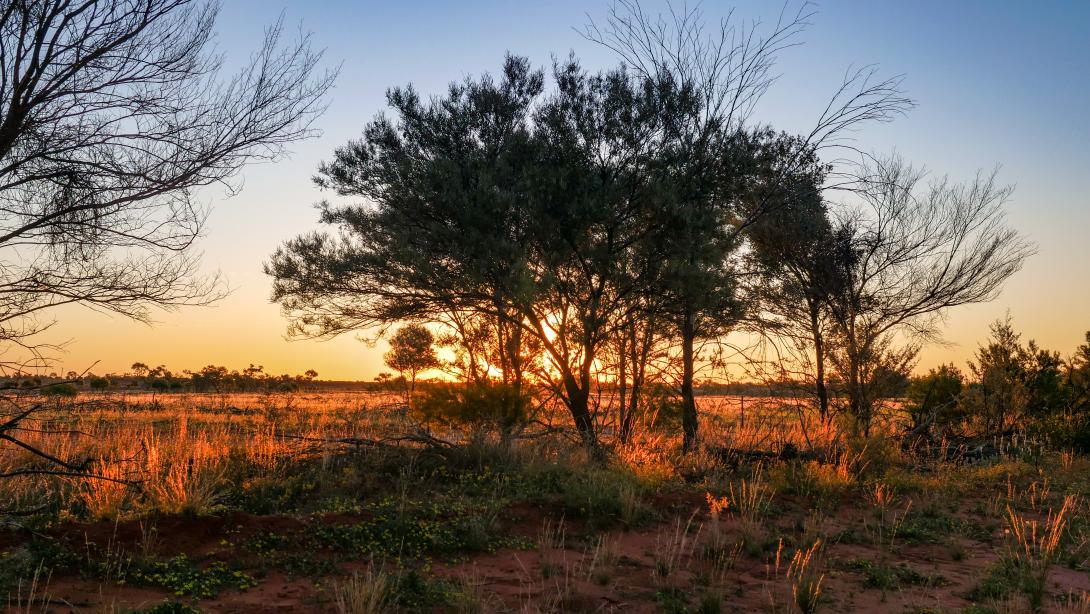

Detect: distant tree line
266,3,1033,453
3,363,321,394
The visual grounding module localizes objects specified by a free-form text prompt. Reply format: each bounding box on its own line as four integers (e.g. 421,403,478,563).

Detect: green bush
41,382,79,397
649,396,685,434
88,376,110,390
903,364,964,435
123,555,257,598
1028,412,1090,453
414,382,530,436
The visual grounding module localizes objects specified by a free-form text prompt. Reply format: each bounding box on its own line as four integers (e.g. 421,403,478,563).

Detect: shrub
335,568,391,614
1028,412,1090,453
414,382,530,437
903,364,965,436
649,396,685,434
41,382,78,397
88,376,110,390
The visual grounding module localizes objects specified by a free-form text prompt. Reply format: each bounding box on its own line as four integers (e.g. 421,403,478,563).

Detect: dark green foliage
846,559,947,591
960,319,1089,436
302,497,517,559
41,382,79,397
384,324,440,397
122,556,257,599
695,592,723,614
970,557,1021,602
897,512,992,545
386,569,461,609
414,381,531,436
266,55,665,447
656,587,691,613
136,602,202,614
904,364,965,436
1029,412,1090,452
972,554,1055,609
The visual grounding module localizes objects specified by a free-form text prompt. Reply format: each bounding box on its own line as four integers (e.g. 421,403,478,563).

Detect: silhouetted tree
584,1,913,451
1069,333,1090,412
384,324,440,401
0,0,334,370
268,57,670,451
743,135,841,421
826,158,1034,434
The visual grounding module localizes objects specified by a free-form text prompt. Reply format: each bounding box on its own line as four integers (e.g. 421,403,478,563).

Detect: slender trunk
617,326,629,445
622,318,647,444
809,302,829,421
681,308,698,453
498,318,510,385
509,323,523,398
848,346,870,437
525,311,601,455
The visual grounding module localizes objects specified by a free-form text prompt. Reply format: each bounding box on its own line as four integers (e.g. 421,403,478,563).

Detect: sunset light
1,1,1088,612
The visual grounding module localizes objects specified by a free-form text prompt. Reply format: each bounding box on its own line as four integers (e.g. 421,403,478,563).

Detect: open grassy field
2,392,1089,613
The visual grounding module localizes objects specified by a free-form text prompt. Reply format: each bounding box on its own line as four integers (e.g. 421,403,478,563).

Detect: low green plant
845,559,947,592
136,602,202,614
121,555,257,599
303,497,519,559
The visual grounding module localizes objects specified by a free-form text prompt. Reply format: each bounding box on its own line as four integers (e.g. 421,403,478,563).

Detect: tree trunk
617,325,629,445
565,374,600,452
809,302,830,421
681,309,698,453
848,351,870,437
509,323,523,398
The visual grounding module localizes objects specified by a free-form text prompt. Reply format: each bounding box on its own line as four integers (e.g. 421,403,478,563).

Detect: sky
46,0,1090,381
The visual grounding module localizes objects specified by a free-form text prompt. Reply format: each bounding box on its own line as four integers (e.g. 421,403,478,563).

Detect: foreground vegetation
2,391,1090,613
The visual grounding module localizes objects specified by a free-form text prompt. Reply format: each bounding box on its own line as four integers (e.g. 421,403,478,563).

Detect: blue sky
52,1,1090,379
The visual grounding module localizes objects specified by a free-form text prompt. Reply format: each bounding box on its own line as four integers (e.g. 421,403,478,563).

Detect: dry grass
1,391,865,521
0,391,407,519
652,513,701,585
787,539,825,614
2,390,1089,612
334,567,392,614
729,471,772,525
766,537,826,614
1006,494,1075,569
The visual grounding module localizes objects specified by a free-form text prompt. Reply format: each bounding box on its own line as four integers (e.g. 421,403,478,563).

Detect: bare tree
0,0,334,488
826,156,1035,434
0,0,335,369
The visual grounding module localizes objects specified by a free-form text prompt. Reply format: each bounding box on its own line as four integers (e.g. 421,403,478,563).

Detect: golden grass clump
334,567,392,614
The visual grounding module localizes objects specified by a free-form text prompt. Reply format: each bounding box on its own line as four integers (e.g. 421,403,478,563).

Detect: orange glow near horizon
24,1,1090,384
38,279,1089,383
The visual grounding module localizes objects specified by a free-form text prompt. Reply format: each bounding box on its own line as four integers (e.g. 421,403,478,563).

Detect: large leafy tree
583,1,913,451
267,56,669,450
